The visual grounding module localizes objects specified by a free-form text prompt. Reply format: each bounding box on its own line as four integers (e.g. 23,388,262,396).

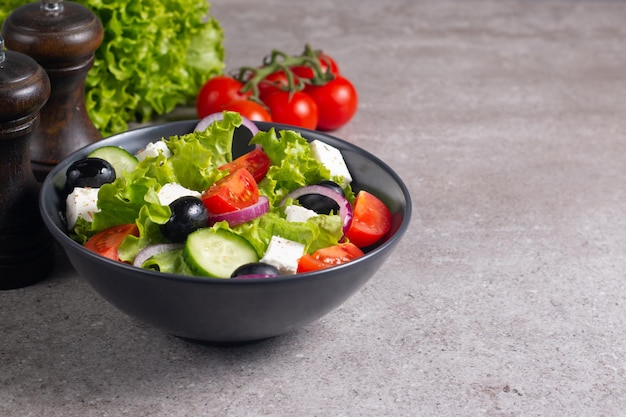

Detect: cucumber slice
184,228,258,278
88,146,138,176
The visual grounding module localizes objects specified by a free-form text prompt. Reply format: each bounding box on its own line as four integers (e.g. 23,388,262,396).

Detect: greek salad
64,112,392,278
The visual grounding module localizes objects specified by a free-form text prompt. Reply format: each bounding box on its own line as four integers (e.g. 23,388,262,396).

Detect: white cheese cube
135,141,171,162
260,236,305,275
157,183,201,206
66,187,100,230
285,205,318,223
309,139,352,186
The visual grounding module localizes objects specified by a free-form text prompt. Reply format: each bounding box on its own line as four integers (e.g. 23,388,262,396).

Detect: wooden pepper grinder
0,37,55,289
1,0,104,181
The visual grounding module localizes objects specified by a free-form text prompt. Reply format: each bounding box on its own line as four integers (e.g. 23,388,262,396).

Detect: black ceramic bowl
40,121,411,343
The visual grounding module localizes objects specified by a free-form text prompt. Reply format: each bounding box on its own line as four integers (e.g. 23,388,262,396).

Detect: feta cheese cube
135,141,171,162
157,183,201,206
260,236,305,275
309,139,352,186
285,205,318,223
66,187,100,229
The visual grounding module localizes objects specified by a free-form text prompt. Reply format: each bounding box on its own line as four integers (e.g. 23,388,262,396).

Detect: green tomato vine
232,44,336,104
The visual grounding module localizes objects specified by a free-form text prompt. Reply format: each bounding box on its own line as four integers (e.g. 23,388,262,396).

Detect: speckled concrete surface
2,0,626,415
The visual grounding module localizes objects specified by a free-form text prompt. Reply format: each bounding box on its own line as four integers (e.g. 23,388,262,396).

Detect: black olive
297,180,345,214
231,262,280,278
160,196,209,242
66,157,116,191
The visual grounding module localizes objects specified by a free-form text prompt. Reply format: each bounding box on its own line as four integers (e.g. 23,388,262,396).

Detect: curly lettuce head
1,0,224,137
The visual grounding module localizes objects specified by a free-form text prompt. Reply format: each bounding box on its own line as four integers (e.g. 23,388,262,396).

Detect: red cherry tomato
201,168,259,214
221,99,272,122
84,223,139,262
257,70,305,101
262,90,318,129
258,71,288,99
304,76,358,131
291,52,340,79
218,148,271,183
345,190,392,248
196,75,251,118
297,242,364,273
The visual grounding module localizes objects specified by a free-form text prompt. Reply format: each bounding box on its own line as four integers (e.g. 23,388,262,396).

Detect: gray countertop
2,0,625,415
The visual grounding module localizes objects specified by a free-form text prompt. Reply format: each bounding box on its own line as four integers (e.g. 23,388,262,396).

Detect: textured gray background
2,0,625,415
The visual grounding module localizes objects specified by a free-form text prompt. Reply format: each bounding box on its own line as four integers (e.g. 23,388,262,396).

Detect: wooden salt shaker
1,0,104,181
0,37,55,289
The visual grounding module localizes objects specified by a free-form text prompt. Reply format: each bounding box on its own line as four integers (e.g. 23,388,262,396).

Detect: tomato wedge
345,190,392,248
297,242,364,273
201,168,259,214
84,223,139,261
218,148,271,183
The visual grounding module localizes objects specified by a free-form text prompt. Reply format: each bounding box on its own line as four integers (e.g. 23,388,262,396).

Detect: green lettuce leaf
230,212,343,257
1,0,224,137
140,248,194,275
251,129,331,207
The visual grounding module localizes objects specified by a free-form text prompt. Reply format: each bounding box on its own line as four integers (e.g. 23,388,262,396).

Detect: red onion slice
280,185,353,234
194,112,260,137
133,243,184,268
208,195,269,227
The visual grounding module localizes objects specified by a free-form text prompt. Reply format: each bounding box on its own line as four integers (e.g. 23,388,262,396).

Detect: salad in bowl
40,112,410,342
63,111,393,279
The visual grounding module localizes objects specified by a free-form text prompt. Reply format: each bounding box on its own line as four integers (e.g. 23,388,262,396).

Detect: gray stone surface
2,0,626,415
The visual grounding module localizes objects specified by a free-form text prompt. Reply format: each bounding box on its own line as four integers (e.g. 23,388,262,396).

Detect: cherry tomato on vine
258,71,287,99
257,70,304,101
221,99,272,122
291,52,340,79
262,90,318,129
304,76,358,131
196,75,251,118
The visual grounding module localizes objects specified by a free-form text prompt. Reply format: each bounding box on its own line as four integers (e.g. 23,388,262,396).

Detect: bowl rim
40,120,412,285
